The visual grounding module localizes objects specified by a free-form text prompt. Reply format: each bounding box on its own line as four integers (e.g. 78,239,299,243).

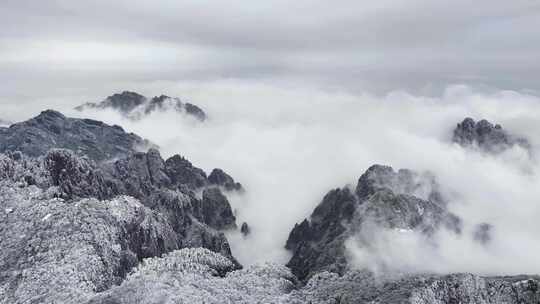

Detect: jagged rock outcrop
201,188,237,230
75,91,207,121
44,149,118,200
0,107,249,303
77,91,146,113
86,248,298,304
283,164,540,303
83,249,540,304
285,165,461,281
0,147,244,303
0,110,151,161
99,151,238,258
0,191,180,304
0,110,245,200
241,222,250,236
183,102,207,121
453,117,530,154
164,154,209,189
208,168,244,191
0,148,239,259
287,270,540,303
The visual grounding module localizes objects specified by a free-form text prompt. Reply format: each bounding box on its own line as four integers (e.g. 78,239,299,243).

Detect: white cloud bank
55,81,540,275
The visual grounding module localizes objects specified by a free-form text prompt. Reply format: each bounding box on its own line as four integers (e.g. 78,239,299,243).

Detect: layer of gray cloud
1,0,540,109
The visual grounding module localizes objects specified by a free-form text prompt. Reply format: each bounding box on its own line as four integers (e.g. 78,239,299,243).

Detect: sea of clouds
9,80,538,275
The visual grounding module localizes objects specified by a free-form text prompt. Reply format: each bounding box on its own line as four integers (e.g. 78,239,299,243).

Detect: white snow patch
417,204,424,216
396,228,413,233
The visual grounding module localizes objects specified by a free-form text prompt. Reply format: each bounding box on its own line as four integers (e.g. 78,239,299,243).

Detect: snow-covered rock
0,110,152,161
86,248,297,304
285,164,460,281
75,91,207,121
0,190,179,304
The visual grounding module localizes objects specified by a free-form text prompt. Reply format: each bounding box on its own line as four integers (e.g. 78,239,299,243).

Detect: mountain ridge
0,109,152,162
75,91,207,121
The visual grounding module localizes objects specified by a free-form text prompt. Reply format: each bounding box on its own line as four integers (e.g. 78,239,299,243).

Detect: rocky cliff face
75,91,207,121
0,110,152,162
208,168,244,192
285,164,460,281
2,148,239,254
0,110,246,303
0,193,179,304
453,117,530,154
0,150,242,303
280,163,540,303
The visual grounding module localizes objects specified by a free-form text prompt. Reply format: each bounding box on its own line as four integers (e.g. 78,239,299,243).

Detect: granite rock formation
84,249,540,304
282,164,539,303
208,168,244,192
75,91,207,121
0,110,246,303
0,110,152,162
85,248,298,304
288,270,540,303
285,165,461,281
0,150,241,303
241,222,250,236
1,147,239,256
453,117,531,154
0,194,179,304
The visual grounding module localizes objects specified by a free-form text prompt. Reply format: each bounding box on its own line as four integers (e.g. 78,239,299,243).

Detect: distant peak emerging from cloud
452,117,531,155
75,91,207,121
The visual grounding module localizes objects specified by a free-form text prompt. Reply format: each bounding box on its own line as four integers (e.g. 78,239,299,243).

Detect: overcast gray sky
1,0,540,109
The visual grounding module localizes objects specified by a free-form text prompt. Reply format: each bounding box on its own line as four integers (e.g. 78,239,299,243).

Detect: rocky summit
0,111,245,303
75,91,207,121
285,164,461,281
453,117,531,154
208,168,244,192
281,164,540,303
0,110,152,162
